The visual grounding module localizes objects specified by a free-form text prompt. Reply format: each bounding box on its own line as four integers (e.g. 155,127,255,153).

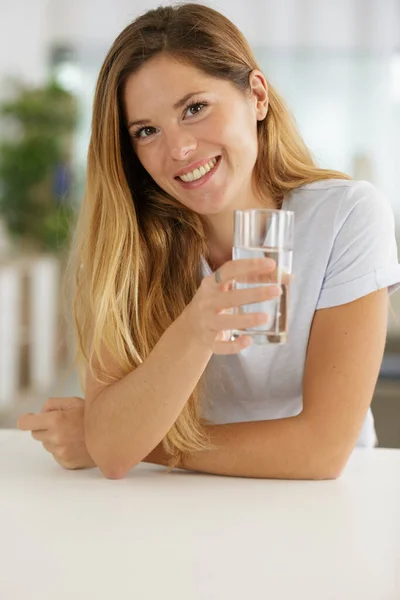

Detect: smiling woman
17,3,400,480
123,53,270,218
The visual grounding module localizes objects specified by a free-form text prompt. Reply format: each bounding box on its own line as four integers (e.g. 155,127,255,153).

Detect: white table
1,430,400,600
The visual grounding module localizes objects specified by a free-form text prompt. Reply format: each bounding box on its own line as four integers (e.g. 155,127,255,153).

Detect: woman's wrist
177,306,214,355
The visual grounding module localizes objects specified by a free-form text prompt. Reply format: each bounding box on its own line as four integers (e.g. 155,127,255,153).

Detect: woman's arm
85,311,213,479
146,289,388,479
85,258,276,479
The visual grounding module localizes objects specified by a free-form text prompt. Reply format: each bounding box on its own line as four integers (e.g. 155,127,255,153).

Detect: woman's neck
203,189,277,270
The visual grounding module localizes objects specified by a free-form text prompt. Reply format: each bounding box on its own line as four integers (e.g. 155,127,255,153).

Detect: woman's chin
190,196,231,216
189,187,233,216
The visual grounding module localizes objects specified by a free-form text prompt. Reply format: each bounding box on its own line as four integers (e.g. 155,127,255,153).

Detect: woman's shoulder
287,178,389,220
291,177,379,197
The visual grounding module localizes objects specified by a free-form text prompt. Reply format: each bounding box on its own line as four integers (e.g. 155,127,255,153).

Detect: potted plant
0,80,78,256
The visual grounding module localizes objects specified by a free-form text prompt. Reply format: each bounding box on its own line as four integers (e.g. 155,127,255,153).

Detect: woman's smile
123,53,266,217
174,156,222,190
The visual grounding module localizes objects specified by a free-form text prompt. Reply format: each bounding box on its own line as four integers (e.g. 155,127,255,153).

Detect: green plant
0,80,78,253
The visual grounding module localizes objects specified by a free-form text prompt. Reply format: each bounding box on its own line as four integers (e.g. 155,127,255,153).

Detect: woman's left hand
18,396,176,471
17,396,96,470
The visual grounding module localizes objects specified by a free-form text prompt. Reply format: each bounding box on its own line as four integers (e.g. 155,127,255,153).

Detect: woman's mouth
175,156,221,189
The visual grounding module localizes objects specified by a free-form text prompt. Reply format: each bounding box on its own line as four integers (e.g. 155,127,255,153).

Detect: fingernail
261,260,276,271
271,286,282,296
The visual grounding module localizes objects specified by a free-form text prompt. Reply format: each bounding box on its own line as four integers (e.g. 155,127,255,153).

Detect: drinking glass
231,208,294,345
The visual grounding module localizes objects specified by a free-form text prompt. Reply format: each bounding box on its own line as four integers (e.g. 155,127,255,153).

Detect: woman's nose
165,128,197,161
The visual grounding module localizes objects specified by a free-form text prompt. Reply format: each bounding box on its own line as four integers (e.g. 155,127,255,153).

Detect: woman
18,3,400,479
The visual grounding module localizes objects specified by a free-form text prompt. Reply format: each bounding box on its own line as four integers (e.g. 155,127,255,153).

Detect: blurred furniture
0,254,66,411
372,376,400,449
372,303,400,449
2,430,400,600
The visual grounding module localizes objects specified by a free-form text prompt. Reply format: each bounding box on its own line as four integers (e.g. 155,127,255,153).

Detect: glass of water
231,208,294,345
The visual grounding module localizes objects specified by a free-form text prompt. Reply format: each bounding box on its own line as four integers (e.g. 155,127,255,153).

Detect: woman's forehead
126,55,212,94
123,55,228,116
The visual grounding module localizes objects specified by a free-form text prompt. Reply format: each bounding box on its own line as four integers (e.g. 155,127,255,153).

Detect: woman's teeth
178,157,218,182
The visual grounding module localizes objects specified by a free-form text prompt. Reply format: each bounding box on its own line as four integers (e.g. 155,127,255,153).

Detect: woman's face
123,54,268,216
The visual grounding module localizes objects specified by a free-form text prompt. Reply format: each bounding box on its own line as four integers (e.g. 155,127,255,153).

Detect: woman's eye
134,126,156,139
184,103,206,118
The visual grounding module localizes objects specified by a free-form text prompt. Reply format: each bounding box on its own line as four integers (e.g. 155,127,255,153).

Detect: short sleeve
316,181,400,310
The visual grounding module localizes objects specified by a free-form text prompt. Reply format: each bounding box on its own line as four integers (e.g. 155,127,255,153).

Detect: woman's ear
249,70,268,121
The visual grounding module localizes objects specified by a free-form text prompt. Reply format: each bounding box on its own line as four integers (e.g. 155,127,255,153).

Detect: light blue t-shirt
200,179,400,447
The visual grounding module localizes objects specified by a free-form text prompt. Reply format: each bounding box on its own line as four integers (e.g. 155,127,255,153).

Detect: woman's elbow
99,464,129,480
312,468,343,481
88,439,140,479
85,437,126,480
88,445,135,480
309,458,347,481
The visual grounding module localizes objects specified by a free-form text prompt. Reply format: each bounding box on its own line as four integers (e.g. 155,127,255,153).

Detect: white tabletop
1,430,400,600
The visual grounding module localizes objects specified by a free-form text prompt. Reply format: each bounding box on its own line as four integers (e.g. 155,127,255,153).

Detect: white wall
1,0,399,91
45,0,400,50
0,0,51,91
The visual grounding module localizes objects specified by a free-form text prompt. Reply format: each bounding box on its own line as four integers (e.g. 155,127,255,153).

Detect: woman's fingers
213,258,293,289
214,258,275,286
17,412,55,432
41,441,58,454
187,257,293,356
237,269,293,285
31,429,61,450
31,429,78,464
18,402,92,470
213,335,253,355
18,403,80,432
41,396,84,413
31,430,47,441
213,310,269,331
216,283,282,311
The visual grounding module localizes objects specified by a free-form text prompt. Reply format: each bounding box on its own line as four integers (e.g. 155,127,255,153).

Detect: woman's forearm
179,419,345,480
145,418,345,480
85,311,213,478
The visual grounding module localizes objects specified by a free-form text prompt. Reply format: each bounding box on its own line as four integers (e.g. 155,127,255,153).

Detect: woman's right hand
183,258,282,355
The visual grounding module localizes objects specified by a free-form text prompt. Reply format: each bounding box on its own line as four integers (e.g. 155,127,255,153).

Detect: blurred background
1,0,400,446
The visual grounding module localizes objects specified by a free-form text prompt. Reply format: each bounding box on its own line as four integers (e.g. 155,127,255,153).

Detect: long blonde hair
66,3,351,465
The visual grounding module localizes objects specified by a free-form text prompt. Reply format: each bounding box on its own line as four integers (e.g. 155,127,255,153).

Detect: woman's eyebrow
173,91,206,110
127,91,207,129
